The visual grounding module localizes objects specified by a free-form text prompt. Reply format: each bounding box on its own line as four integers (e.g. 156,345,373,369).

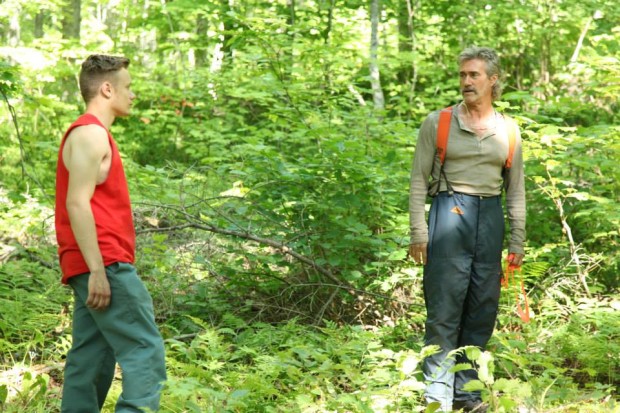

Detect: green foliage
0,61,20,97
0,190,70,362
161,318,428,412
0,369,56,413
455,346,532,411
545,299,620,385
0,0,619,411
522,115,620,291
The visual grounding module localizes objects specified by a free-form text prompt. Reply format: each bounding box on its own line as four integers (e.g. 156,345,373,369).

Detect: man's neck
461,100,494,121
85,104,115,129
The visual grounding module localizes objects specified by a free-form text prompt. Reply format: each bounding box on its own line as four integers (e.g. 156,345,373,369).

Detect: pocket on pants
106,263,154,324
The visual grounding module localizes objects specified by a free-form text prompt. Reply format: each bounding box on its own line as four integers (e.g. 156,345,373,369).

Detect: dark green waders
61,262,167,412
422,192,504,411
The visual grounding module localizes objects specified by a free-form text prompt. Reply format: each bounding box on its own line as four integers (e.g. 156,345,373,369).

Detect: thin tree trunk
406,0,418,111
570,16,592,63
284,0,296,80
322,0,335,89
369,0,384,111
397,0,412,84
220,0,234,65
540,35,550,84
8,10,20,46
62,0,81,40
34,11,45,39
195,14,209,67
288,0,295,26
323,0,334,45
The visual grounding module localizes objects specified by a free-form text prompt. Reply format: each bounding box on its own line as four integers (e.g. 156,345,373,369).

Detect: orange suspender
436,106,517,168
436,107,453,165
504,119,517,169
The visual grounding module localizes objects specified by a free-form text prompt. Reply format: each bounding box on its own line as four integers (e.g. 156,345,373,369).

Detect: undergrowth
0,191,618,412
1,245,618,412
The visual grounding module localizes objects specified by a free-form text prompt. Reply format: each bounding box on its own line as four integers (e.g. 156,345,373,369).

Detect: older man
409,47,526,412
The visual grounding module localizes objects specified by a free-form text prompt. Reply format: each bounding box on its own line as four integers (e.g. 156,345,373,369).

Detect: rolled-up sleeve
409,113,439,245
504,125,526,254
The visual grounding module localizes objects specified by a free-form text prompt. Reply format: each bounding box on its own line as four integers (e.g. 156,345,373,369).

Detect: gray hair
458,47,502,100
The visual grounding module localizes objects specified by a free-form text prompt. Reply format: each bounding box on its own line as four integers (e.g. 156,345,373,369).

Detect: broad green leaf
462,380,485,392
450,363,472,373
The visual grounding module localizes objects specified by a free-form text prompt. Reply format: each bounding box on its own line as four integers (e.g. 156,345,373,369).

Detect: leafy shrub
545,300,620,386
162,317,428,412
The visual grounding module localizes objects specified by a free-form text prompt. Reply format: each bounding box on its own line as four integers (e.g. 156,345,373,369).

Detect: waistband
436,191,501,200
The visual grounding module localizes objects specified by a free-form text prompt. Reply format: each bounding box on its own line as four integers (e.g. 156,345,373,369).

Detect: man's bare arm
64,125,111,310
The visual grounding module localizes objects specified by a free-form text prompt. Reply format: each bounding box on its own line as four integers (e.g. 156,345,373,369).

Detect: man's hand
507,252,524,268
86,269,111,310
408,243,428,265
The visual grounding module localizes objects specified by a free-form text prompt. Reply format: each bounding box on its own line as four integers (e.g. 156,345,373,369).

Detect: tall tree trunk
535,0,554,98
220,0,234,65
322,0,335,89
396,0,413,84
539,34,551,86
283,0,296,80
8,10,20,46
288,0,295,26
570,15,594,64
102,1,121,38
34,11,45,39
62,0,81,40
369,0,385,110
323,0,334,45
195,14,209,67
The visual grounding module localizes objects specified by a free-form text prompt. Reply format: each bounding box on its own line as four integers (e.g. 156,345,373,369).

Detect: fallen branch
138,222,345,287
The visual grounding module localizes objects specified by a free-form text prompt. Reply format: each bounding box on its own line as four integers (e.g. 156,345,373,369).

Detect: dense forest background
0,0,618,411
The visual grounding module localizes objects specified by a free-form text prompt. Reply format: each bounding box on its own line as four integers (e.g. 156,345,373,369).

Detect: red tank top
55,114,135,283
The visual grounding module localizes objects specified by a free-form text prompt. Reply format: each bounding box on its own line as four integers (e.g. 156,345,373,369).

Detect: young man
409,47,526,412
55,54,167,412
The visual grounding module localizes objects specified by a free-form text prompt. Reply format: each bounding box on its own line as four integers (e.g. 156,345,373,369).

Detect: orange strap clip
503,253,530,323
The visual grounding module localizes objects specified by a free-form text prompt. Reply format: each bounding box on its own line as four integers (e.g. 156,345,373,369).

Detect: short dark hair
79,55,130,104
458,47,502,100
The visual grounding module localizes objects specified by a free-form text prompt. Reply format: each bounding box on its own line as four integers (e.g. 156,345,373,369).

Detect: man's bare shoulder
63,124,111,171
65,124,110,153
66,124,108,143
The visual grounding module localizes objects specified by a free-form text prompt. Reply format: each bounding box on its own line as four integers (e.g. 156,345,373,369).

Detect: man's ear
100,81,113,99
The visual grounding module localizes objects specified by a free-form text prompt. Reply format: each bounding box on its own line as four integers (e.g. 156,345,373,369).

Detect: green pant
61,262,167,412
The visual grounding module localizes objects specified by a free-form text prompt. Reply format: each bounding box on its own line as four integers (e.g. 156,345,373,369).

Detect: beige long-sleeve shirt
409,103,526,254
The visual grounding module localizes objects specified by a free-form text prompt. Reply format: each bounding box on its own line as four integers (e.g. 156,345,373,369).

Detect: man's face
459,59,497,105
110,68,136,117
